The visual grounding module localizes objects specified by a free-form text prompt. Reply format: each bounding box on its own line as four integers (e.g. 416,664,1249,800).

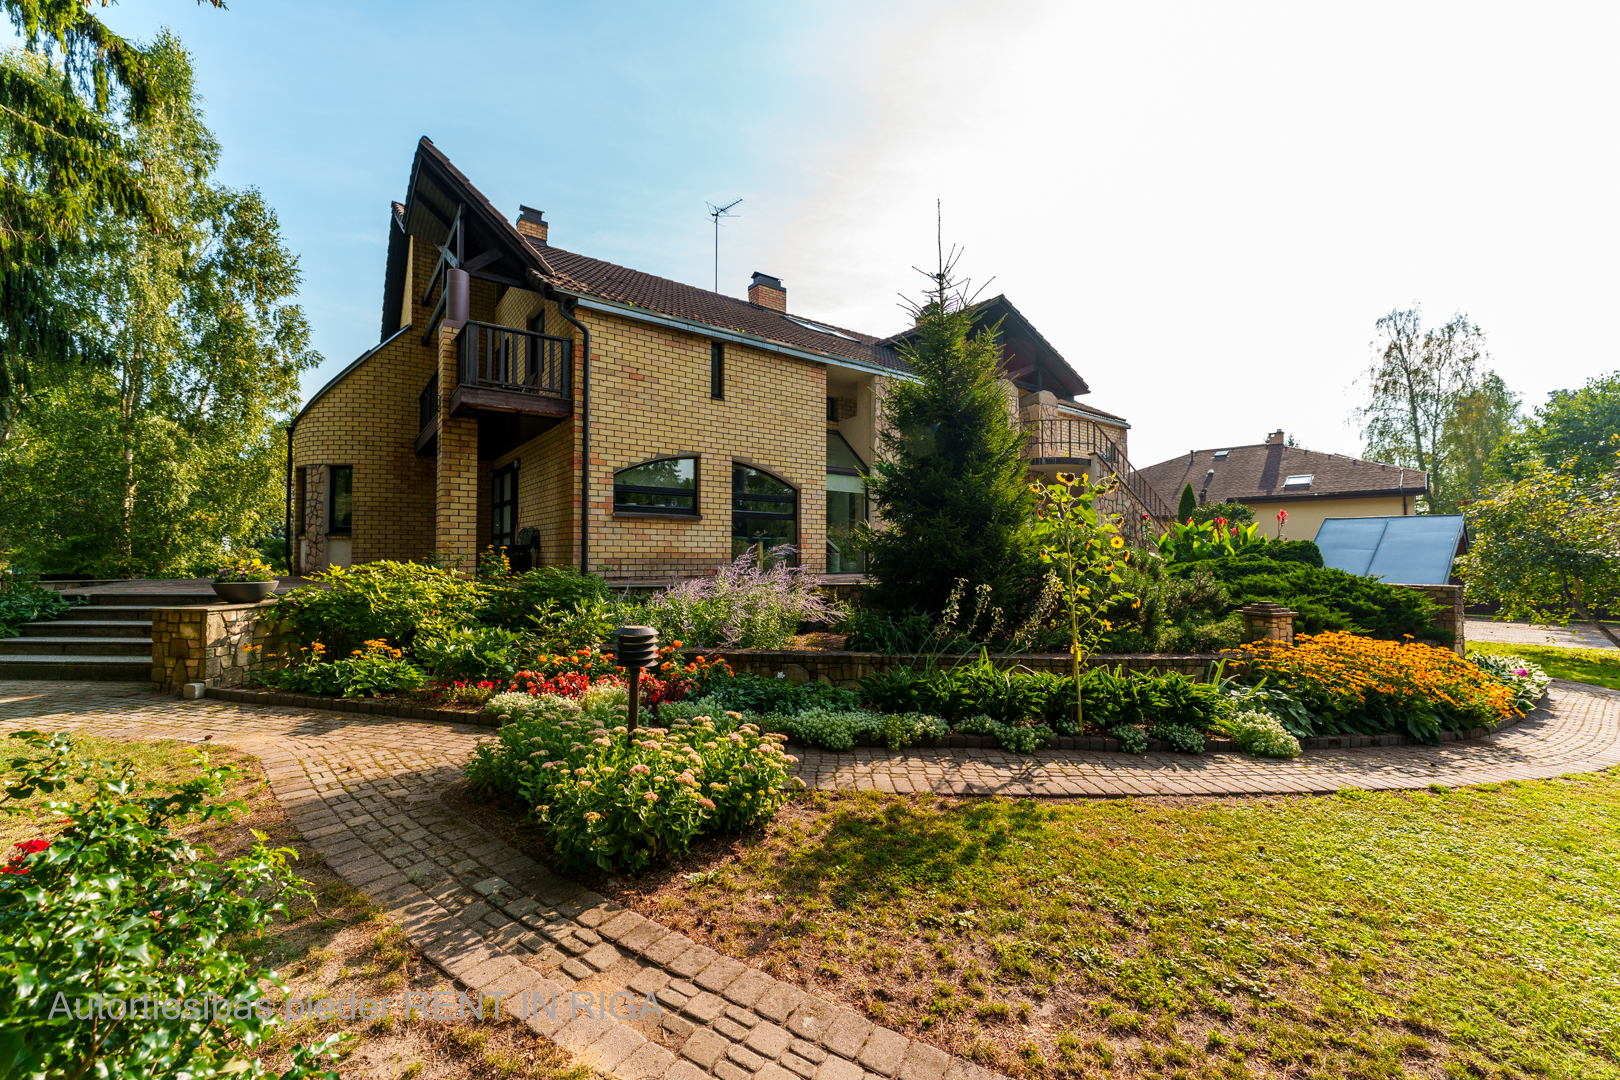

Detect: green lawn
1468,640,1620,691
625,775,1620,1080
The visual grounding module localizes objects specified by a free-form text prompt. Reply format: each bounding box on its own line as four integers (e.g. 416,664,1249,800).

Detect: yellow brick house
288,140,1157,581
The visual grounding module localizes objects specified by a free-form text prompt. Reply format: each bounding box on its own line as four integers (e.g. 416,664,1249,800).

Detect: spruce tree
1177,482,1197,522
861,240,1038,617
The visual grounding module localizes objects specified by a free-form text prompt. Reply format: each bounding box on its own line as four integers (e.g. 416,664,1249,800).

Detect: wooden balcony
450,321,572,419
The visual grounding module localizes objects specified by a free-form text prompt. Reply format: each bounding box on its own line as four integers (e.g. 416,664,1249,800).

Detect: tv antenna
706,198,742,292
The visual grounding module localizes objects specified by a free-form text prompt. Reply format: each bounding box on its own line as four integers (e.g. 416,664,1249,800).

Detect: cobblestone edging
204,686,1527,754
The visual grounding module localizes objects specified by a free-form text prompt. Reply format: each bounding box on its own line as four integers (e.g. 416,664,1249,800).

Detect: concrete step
59,606,152,622
0,636,152,657
20,620,152,639
0,655,150,680
66,592,216,608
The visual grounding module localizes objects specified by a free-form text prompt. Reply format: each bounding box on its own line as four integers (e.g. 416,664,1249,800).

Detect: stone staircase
0,588,214,681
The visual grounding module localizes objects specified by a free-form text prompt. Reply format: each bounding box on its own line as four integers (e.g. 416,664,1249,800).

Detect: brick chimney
1266,429,1285,446
748,272,786,311
515,205,547,245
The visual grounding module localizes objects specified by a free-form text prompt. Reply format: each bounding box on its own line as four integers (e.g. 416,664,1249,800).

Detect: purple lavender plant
645,546,843,648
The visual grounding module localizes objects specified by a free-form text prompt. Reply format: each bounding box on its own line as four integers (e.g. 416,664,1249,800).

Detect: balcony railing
1021,417,1175,533
457,321,571,399
419,372,438,433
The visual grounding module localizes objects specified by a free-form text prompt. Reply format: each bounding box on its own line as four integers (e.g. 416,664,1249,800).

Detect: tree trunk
1558,569,1620,648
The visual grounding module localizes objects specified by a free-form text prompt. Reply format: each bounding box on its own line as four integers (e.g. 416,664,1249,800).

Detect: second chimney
748,272,786,312
516,205,548,245
1267,430,1286,446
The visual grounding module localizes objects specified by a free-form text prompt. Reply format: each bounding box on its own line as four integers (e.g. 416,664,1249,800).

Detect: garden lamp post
616,626,660,735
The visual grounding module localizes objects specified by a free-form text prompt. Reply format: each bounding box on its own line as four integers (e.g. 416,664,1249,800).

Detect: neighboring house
1137,430,1429,542
288,138,1157,581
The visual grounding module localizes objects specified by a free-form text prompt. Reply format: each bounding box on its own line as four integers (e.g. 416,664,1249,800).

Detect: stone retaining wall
683,648,1231,688
152,604,284,694
1394,582,1464,654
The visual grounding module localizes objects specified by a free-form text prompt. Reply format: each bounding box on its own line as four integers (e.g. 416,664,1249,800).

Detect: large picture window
826,431,866,573
328,466,352,533
491,464,517,550
615,456,697,515
732,464,797,563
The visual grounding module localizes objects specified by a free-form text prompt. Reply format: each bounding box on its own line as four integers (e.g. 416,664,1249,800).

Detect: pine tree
1177,482,1197,522
860,236,1038,617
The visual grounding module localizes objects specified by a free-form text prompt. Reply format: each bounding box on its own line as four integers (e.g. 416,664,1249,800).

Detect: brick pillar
1239,602,1297,645
436,323,480,575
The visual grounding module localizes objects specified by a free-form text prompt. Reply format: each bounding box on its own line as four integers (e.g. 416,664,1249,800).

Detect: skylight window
1213,449,1229,459
1283,474,1314,488
785,315,858,342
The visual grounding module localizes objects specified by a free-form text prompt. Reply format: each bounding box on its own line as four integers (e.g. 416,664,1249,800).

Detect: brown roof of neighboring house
1138,442,1428,508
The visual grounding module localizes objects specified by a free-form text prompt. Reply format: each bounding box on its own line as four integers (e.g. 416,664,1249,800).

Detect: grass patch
604,778,1620,1079
1469,640,1620,691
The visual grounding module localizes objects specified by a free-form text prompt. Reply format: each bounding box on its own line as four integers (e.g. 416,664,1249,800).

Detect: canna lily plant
1155,516,1270,563
1027,472,1134,734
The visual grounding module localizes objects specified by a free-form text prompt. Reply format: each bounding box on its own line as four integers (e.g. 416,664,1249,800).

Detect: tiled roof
531,241,906,371
1138,442,1428,507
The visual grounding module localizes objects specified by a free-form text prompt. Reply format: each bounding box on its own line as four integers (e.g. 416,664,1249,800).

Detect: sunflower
1109,535,1124,549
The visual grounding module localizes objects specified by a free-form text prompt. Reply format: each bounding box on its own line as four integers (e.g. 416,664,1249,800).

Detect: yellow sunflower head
1109,536,1124,549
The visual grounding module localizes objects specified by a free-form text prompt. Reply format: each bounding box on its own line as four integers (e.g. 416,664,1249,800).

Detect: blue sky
91,1,1620,467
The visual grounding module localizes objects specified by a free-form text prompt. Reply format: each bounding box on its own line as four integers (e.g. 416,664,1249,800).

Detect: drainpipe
543,280,592,575
284,413,298,573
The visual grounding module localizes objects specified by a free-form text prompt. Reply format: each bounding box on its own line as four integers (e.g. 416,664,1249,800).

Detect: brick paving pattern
0,679,1616,1080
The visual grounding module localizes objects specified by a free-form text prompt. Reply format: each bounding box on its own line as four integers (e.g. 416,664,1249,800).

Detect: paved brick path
0,680,1616,1080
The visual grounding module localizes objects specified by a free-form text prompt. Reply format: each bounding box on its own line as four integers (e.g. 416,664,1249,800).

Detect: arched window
826,431,866,573
615,456,697,515
732,463,797,563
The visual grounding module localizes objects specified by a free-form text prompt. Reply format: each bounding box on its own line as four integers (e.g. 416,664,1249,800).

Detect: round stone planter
212,580,277,604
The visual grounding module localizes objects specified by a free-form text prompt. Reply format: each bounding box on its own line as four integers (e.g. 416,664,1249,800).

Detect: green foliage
482,566,620,651
700,673,859,717
1149,722,1204,754
1099,560,1241,654
1491,370,1620,484
256,640,427,698
1155,516,1270,563
1213,709,1301,758
465,701,794,871
761,708,947,752
954,714,1053,753
0,36,318,576
1188,501,1255,527
0,577,79,637
1111,723,1147,754
1180,556,1443,639
411,624,529,683
1265,540,1324,567
1176,483,1197,522
861,255,1038,618
213,557,276,583
1469,652,1551,712
0,730,345,1080
840,608,943,654
1458,458,1620,647
270,561,484,656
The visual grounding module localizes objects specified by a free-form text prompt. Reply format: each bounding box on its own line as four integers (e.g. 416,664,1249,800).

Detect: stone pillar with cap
1238,602,1297,645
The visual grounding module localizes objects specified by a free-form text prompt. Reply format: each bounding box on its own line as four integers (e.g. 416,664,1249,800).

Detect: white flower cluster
1216,709,1301,759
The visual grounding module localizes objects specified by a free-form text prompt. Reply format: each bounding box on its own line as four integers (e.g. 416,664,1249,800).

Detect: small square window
1213,449,1229,459
1283,473,1313,488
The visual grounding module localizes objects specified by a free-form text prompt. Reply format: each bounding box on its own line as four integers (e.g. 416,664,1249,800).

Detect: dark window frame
614,455,700,517
294,467,307,537
328,465,353,534
710,341,724,400
491,463,518,550
732,462,798,565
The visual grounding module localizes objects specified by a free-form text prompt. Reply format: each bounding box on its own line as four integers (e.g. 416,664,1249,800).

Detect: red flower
1,838,49,875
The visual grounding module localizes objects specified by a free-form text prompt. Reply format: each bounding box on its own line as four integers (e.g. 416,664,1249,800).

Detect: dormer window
1283,474,1313,489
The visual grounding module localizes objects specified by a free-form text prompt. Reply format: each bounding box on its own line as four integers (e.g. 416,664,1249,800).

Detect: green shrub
0,731,347,1080
271,561,483,654
1265,540,1324,567
412,624,530,682
1112,724,1148,754
841,608,957,654
482,566,622,650
1150,722,1205,754
468,703,795,871
0,578,81,637
1180,556,1442,639
1215,709,1301,758
1470,652,1552,712
466,694,587,798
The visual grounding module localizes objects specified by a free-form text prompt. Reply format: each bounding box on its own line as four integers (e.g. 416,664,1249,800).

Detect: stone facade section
151,604,283,693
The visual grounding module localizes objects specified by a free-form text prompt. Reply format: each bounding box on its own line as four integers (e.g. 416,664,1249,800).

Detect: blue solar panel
1314,515,1465,584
